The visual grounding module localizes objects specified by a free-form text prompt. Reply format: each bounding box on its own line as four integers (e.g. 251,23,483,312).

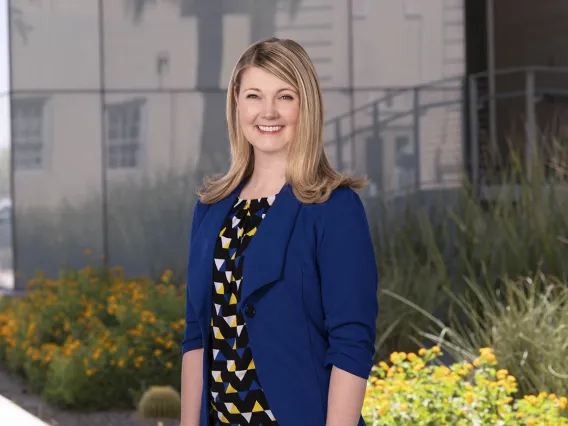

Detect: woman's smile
256,125,284,134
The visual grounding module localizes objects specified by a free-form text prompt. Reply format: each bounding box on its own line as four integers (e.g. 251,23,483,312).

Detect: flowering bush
0,265,185,410
363,346,568,425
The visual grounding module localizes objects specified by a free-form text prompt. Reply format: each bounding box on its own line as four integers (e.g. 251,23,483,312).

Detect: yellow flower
418,348,427,356
161,269,173,282
431,346,441,353
496,369,508,380
166,361,173,368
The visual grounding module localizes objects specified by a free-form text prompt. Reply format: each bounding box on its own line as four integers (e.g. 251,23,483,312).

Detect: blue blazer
182,180,378,426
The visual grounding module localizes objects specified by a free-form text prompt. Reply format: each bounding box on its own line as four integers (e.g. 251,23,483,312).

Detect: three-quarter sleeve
181,200,206,355
317,188,379,379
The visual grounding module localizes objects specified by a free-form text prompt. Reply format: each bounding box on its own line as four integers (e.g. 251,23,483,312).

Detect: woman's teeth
257,125,282,132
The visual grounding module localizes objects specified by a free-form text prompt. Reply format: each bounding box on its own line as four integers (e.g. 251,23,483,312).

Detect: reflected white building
9,0,465,209
5,0,466,288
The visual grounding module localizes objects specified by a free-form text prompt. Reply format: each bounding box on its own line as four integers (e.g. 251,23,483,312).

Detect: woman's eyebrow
243,87,297,94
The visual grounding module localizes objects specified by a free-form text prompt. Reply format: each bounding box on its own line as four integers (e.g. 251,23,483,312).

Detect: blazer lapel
239,183,302,311
188,181,244,321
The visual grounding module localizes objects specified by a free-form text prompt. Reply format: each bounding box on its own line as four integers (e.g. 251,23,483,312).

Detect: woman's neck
240,158,287,199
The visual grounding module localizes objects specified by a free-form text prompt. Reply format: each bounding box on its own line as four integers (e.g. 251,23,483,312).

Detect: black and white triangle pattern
209,195,279,425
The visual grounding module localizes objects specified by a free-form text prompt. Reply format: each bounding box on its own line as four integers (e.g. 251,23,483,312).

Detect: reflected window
395,135,416,191
106,99,145,169
366,135,383,191
12,97,47,170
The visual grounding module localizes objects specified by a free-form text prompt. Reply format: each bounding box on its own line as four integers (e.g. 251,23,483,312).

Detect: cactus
137,385,181,425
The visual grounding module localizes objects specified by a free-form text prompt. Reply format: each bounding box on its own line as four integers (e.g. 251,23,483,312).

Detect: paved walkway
0,395,50,426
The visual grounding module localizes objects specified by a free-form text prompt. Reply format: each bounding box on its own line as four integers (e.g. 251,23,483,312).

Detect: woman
181,37,378,426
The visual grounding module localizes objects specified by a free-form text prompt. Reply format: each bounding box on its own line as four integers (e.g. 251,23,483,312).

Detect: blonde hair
198,37,368,204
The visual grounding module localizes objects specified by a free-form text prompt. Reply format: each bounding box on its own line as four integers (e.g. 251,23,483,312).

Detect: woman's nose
261,100,278,119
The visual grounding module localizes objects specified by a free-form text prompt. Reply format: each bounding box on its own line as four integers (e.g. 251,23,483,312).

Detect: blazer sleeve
181,199,207,355
317,188,378,379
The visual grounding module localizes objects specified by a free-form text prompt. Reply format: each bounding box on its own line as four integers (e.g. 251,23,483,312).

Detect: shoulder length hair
198,37,368,204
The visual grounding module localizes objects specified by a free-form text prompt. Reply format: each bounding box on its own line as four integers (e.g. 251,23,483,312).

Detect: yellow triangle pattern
222,236,231,248
252,401,264,412
214,327,224,340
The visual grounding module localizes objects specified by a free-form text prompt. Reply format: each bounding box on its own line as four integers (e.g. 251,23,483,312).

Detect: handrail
323,97,462,146
323,75,464,125
472,65,568,79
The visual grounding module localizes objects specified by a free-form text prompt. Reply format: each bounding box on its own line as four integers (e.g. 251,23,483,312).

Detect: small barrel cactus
137,385,181,425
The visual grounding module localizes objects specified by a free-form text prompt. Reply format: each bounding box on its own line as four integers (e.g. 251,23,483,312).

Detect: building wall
8,0,465,284
10,0,465,208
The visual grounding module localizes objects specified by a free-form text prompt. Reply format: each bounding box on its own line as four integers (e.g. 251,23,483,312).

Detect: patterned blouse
208,195,279,425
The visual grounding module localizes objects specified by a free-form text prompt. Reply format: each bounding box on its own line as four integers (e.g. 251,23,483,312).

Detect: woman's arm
326,366,367,426
180,348,204,426
317,188,379,425
180,199,207,425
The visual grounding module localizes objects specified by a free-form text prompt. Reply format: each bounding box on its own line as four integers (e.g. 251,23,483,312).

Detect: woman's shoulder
302,185,367,224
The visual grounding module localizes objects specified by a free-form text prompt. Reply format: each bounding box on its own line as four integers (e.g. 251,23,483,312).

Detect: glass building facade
4,0,466,290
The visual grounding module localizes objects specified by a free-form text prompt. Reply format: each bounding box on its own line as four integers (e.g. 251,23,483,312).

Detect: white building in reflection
9,0,465,209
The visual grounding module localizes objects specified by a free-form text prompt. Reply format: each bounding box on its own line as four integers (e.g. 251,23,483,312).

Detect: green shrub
370,148,568,370
0,265,185,410
400,272,568,398
363,346,568,425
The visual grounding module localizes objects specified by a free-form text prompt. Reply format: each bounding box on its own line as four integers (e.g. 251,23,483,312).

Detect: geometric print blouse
208,195,279,425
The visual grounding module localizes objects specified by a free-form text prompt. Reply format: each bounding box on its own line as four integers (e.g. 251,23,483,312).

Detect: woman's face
236,66,300,157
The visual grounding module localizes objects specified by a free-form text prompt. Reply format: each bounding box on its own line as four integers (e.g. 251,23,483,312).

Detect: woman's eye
246,94,259,99
281,95,294,100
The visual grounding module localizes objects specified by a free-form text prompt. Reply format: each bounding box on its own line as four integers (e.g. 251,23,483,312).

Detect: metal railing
323,76,465,198
469,66,568,186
